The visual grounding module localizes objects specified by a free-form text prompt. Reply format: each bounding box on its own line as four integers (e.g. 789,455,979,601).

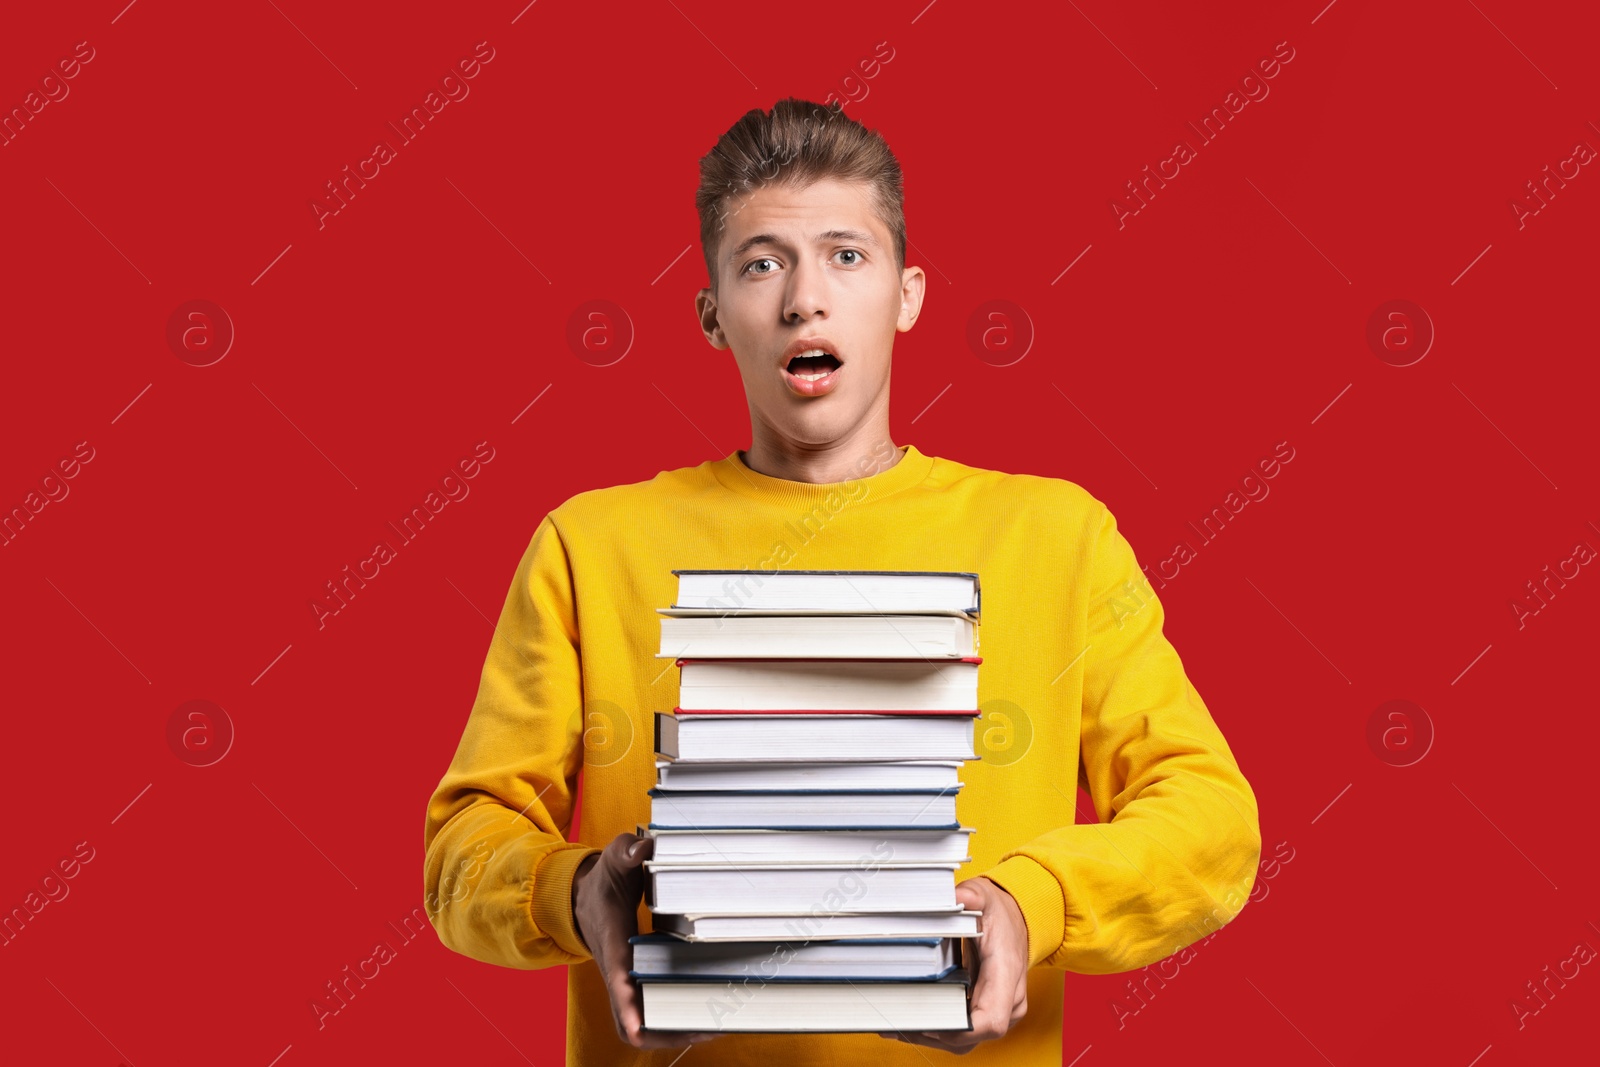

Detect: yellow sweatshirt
423,443,1262,1065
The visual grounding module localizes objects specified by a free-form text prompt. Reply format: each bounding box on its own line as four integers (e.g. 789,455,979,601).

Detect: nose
782,256,828,323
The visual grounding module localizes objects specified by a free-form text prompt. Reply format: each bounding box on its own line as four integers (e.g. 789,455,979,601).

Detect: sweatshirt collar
710,443,936,507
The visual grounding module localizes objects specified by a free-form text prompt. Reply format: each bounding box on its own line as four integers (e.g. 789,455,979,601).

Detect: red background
2,1,1596,1063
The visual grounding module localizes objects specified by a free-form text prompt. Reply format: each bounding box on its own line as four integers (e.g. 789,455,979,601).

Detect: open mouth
785,351,843,381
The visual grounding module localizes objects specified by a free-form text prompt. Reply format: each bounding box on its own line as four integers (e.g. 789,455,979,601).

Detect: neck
742,417,901,484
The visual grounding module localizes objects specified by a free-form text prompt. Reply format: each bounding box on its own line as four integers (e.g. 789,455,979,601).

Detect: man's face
695,178,925,449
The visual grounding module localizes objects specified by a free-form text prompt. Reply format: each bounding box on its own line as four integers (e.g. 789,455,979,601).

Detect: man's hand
572,833,721,1050
877,876,1030,1054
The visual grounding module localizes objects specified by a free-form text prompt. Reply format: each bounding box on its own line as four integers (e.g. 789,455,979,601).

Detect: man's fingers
920,951,1015,1050
608,972,712,1048
615,833,652,867
964,993,1011,1044
879,1030,974,1054
961,927,1002,1028
874,897,1019,1051
590,831,712,1051
594,947,630,1002
969,956,1028,1042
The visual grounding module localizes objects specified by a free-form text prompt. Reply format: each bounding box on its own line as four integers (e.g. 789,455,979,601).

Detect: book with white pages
653,759,963,791
638,824,974,865
629,932,961,979
639,968,973,1032
675,656,981,712
650,908,982,942
658,612,977,659
644,862,961,914
659,605,975,618
655,712,978,762
670,569,980,616
647,787,960,830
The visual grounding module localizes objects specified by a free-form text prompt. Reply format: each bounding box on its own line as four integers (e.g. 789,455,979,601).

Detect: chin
776,411,860,448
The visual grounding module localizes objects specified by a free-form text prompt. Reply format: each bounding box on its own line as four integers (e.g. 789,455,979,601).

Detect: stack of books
633,569,984,1034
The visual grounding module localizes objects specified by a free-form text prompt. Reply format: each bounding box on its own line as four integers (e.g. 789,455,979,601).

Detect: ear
896,264,927,333
695,286,729,349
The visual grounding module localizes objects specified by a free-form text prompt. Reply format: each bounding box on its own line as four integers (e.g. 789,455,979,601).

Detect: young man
423,98,1261,1065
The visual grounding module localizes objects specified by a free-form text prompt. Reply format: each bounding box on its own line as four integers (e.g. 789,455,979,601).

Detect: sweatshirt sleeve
423,511,602,970
979,501,1262,974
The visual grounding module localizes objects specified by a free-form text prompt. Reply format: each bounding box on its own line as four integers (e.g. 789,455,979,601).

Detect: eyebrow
727,229,879,264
